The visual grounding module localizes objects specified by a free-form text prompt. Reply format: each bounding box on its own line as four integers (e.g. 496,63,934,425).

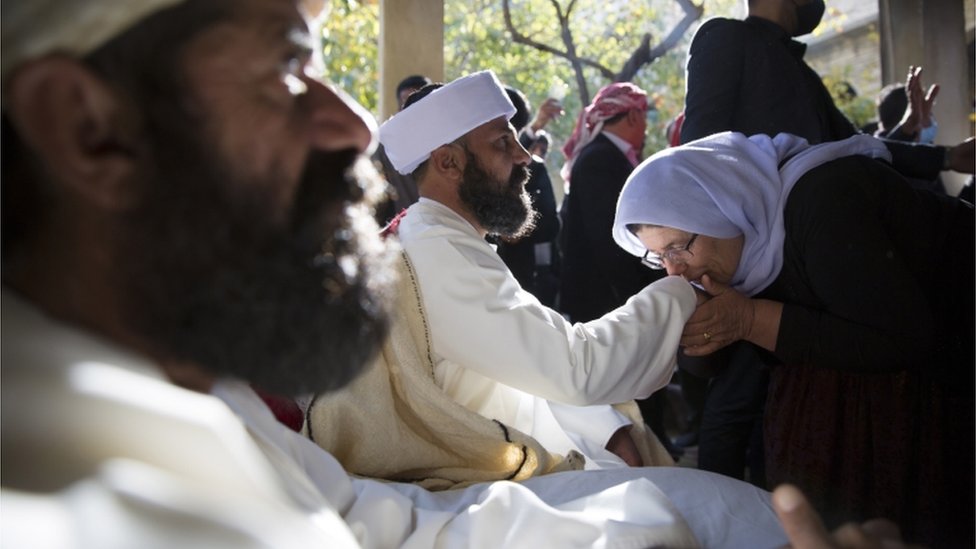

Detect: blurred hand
772,484,928,549
898,65,939,139
530,98,564,132
604,425,642,467
680,274,754,355
947,136,975,173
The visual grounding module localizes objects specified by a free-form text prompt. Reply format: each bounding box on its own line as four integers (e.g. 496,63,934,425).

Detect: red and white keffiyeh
560,82,648,182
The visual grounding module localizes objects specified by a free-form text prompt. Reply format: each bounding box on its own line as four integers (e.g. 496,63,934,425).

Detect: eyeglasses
641,233,698,270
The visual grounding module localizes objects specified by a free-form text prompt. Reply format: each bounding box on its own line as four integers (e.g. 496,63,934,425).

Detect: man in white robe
2,1,885,547
379,72,695,469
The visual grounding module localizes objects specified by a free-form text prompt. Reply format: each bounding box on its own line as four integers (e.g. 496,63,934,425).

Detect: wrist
744,299,758,342
943,146,951,171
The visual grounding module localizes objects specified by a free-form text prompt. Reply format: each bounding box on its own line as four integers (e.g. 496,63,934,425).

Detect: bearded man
558,82,664,328
0,0,403,544
0,1,798,547
368,71,694,472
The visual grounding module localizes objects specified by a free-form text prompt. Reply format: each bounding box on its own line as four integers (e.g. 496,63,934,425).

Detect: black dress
758,156,974,548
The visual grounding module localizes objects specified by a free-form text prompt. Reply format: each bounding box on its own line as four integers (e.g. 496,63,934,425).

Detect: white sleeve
0,459,361,549
223,385,786,549
408,234,696,406
548,401,630,448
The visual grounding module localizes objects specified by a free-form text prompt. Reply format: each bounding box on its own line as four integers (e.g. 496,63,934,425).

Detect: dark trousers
697,342,768,488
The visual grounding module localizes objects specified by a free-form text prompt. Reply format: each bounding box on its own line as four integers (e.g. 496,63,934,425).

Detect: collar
406,198,483,239
745,15,807,58
601,130,635,157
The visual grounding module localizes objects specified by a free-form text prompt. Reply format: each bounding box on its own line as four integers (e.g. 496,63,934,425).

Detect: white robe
1,290,788,548
396,198,697,467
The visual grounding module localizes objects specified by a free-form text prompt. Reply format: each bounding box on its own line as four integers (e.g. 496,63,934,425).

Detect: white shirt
1,290,788,548
1,291,359,548
601,129,635,157
214,379,789,549
396,198,697,468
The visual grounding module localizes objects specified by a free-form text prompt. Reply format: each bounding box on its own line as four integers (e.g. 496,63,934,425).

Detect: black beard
458,148,537,238
116,109,396,397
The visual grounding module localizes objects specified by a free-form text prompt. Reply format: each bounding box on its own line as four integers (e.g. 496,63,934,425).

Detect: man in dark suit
559,82,662,324
558,83,681,458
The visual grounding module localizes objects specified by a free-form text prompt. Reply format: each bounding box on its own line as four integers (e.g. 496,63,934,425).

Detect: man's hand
605,425,643,467
897,65,939,140
947,137,975,173
529,98,564,133
772,484,927,549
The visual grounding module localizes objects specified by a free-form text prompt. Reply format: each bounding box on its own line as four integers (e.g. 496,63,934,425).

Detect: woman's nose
303,76,376,155
665,260,686,277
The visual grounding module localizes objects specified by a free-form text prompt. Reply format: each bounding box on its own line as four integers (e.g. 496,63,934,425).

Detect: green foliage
444,0,735,180
821,67,878,130
320,0,380,113
314,0,759,186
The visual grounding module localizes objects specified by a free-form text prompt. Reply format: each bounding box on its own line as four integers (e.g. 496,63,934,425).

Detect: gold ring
703,331,712,341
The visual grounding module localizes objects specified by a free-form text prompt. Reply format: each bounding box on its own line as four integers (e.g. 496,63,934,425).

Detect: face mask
919,119,938,144
793,0,825,36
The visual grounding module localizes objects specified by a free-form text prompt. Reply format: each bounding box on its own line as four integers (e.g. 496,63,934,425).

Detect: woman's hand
681,275,755,355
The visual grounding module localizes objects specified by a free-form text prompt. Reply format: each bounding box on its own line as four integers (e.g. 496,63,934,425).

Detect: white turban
379,70,516,175
1,0,188,82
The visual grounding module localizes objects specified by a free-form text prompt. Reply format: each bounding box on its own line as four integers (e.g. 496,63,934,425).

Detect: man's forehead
1,0,184,81
470,116,513,137
226,0,311,33
0,0,319,83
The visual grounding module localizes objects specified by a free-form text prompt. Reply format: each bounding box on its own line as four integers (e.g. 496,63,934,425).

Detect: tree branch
503,0,614,86
646,0,704,62
502,0,704,105
615,0,703,82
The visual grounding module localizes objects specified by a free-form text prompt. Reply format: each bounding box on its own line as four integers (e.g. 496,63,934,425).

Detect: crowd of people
2,0,973,548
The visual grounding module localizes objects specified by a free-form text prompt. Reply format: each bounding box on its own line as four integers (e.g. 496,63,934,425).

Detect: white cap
1,0,187,82
379,70,516,175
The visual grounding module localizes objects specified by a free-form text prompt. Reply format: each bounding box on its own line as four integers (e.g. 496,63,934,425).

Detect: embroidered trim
399,252,437,378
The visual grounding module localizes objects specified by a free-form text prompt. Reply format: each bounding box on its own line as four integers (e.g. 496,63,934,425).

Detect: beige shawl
304,253,671,490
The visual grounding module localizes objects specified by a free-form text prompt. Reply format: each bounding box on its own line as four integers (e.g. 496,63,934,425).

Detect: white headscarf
379,70,516,175
612,132,891,296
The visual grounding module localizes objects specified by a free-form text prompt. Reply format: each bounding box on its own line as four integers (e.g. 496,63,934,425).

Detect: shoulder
689,17,749,51
571,140,629,184
398,204,506,274
575,135,624,164
785,157,888,226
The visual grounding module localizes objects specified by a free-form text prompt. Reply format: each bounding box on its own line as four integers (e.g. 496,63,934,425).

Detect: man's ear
5,55,141,210
627,108,643,127
428,143,465,181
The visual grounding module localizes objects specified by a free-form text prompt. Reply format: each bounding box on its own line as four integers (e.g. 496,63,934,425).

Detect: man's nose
303,76,376,155
513,138,531,165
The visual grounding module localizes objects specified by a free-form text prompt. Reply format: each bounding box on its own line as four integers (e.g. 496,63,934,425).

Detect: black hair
396,74,432,97
877,84,908,132
504,86,531,132
402,82,444,109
